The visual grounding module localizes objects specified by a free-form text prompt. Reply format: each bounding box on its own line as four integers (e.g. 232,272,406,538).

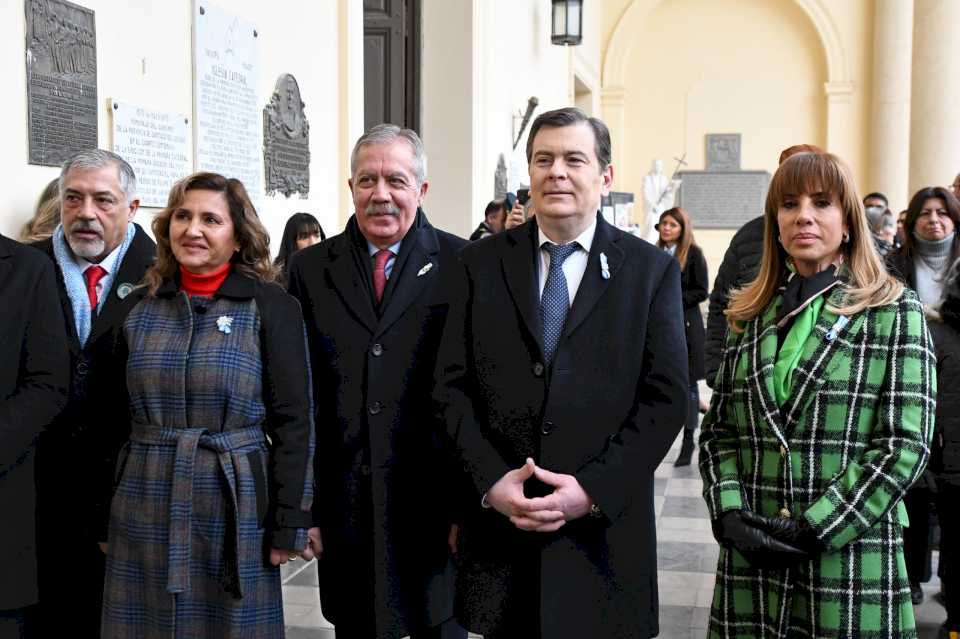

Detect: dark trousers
0,605,38,639
685,384,700,432
939,481,960,628
333,617,467,639
903,483,935,585
34,437,106,637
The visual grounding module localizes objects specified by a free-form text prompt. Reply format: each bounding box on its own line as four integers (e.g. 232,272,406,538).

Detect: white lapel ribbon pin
116,282,134,300
824,315,849,342
216,316,234,335
417,263,434,277
599,252,611,280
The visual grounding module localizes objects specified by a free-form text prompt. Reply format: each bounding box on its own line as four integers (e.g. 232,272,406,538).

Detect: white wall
421,0,602,238
0,0,352,253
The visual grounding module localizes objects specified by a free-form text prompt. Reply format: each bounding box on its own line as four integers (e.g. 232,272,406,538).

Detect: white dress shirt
537,218,597,305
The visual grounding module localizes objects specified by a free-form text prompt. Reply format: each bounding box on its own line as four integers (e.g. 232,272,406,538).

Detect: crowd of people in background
2,112,960,638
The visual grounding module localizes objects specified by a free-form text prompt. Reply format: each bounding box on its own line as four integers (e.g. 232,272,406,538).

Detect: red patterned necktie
84,265,107,310
373,249,392,302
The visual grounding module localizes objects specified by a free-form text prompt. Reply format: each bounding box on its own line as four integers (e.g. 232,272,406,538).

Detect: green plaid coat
699,286,936,638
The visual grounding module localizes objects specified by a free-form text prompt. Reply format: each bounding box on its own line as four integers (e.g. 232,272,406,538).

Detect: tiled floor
282,409,950,638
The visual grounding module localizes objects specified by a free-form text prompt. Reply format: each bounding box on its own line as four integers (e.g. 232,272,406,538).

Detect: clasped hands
269,526,322,566
485,458,593,532
713,509,825,569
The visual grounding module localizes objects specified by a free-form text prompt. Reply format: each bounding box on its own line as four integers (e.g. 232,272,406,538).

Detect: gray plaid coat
700,286,936,638
101,273,314,638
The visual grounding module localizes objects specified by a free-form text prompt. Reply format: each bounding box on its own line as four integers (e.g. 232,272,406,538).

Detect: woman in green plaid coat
700,152,936,638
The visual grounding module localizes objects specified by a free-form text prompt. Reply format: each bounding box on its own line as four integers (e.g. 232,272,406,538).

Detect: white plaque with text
111,101,191,208
193,1,262,204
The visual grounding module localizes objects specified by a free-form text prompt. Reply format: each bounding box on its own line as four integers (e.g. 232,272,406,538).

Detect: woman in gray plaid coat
100,173,316,638
700,152,936,638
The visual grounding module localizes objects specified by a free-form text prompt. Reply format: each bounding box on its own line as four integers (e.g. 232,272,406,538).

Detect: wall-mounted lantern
551,0,583,46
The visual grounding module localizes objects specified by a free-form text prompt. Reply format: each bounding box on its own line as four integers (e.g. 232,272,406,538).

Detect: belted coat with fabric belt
699,286,936,638
100,272,314,638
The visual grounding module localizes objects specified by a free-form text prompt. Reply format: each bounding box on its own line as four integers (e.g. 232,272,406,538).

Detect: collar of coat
744,283,862,443
498,211,625,359
156,268,257,300
0,233,13,259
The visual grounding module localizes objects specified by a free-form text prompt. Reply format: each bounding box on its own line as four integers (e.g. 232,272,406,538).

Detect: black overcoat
31,224,155,634
0,234,69,609
704,215,763,387
433,215,688,638
680,243,708,382
287,211,467,638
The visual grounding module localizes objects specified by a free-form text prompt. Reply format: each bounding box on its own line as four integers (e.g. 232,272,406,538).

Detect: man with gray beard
288,124,467,639
30,149,155,637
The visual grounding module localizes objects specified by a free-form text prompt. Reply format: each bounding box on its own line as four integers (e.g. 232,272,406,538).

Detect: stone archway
600,0,849,171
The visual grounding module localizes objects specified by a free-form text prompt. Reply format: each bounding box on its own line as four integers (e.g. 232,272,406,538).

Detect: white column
337,0,365,228
825,81,854,160
870,0,913,210
601,85,627,210
909,0,960,196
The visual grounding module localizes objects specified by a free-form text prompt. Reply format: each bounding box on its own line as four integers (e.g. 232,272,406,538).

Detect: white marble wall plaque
193,1,261,204
111,101,190,207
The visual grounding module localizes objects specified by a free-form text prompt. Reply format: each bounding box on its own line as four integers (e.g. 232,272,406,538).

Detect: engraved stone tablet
25,0,98,166
194,2,262,205
111,101,191,207
263,74,310,198
705,134,741,172
677,170,770,229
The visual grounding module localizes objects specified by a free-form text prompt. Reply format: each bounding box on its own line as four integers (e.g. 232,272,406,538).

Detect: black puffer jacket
704,216,764,387
929,310,960,486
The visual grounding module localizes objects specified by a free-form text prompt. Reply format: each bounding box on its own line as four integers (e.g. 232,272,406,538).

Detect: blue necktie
540,242,579,364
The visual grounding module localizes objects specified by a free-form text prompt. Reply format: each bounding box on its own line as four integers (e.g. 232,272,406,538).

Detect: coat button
779,507,792,519
371,343,383,357
368,401,382,415
532,362,544,377
360,464,371,476
541,421,554,436
76,361,88,375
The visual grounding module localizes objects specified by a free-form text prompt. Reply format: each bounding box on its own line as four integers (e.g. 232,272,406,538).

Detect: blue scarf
52,223,136,346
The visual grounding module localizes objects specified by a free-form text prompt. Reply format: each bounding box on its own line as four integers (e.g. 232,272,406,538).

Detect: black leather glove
712,510,809,569
740,511,827,555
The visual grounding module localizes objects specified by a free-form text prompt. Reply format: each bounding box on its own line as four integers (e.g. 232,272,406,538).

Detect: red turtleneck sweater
179,263,231,297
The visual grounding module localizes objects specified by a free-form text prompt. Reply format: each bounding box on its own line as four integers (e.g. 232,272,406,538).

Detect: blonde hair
143,172,277,295
726,152,902,330
19,178,60,243
656,207,696,270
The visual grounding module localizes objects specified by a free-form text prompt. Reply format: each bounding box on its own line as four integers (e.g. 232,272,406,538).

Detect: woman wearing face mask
274,212,325,287
700,152,934,637
656,207,708,466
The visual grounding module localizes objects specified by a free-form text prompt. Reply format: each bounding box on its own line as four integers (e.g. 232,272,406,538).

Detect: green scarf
772,295,825,406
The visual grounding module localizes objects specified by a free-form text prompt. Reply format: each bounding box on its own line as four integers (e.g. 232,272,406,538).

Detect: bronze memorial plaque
263,73,310,198
25,0,98,166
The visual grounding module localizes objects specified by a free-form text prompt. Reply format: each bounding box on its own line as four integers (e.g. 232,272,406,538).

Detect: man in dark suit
31,149,156,636
433,107,688,638
0,234,68,638
288,124,467,639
